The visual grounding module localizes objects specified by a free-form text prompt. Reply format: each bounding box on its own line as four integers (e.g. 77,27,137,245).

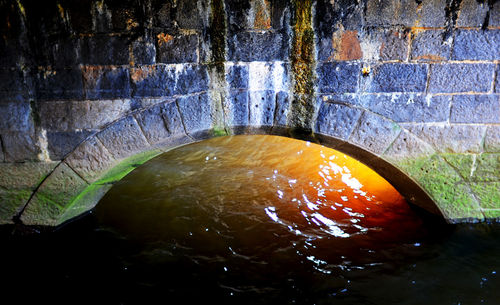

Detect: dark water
1,136,499,305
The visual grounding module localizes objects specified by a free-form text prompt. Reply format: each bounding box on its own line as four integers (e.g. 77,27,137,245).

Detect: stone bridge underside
0,0,499,226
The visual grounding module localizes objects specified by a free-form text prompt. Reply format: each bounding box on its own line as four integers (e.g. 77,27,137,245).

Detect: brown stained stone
338,31,362,61
348,111,402,156
65,137,117,184
383,129,435,163
403,124,487,154
0,162,57,190
96,115,150,160
130,65,156,83
252,0,271,30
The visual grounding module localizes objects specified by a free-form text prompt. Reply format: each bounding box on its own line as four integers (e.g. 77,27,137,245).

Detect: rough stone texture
473,154,500,182
0,101,34,132
97,116,150,160
456,0,490,27
365,0,447,27
0,162,57,190
65,137,117,184
383,130,435,162
176,93,213,136
358,94,450,123
410,30,451,61
428,64,495,93
226,90,249,127
403,124,487,154
317,62,359,93
35,68,84,100
491,1,500,27
81,35,130,65
227,64,249,90
157,34,199,64
47,130,94,160
82,66,131,99
2,132,40,162
348,111,402,155
0,189,31,224
134,101,186,145
470,182,500,210
357,29,409,62
0,69,29,102
452,30,500,61
362,63,428,93
249,91,276,126
131,37,156,65
484,126,500,152
274,91,289,127
450,95,500,124
227,31,287,62
315,102,363,140
39,100,132,131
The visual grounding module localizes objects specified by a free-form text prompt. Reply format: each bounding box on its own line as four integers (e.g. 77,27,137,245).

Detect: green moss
482,209,500,220
58,184,113,225
0,189,32,224
469,181,500,210
212,127,228,137
441,153,474,180
474,153,500,182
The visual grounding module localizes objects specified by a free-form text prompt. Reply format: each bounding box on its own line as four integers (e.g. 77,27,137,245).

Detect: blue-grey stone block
491,1,500,27
429,63,495,93
0,101,33,132
227,65,249,89
174,65,209,95
358,94,450,123
456,0,490,27
410,30,451,61
97,116,150,159
319,94,359,106
176,93,212,135
227,90,249,127
452,30,500,60
131,65,176,97
176,0,204,30
365,0,446,27
132,38,156,65
83,66,131,99
81,35,130,65
0,69,29,102
249,90,276,126
47,130,94,160
35,68,84,100
349,111,402,155
317,62,359,93
162,100,185,136
315,102,363,140
157,34,199,64
451,95,500,124
134,105,171,144
365,63,428,93
2,131,40,162
496,65,499,93
274,91,290,126
227,31,287,61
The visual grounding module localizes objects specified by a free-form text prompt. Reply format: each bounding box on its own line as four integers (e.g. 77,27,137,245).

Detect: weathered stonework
0,0,499,226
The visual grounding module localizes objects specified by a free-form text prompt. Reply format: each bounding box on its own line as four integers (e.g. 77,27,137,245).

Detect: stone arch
19,95,480,226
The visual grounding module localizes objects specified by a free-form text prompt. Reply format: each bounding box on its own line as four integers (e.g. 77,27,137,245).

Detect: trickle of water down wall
0,0,499,227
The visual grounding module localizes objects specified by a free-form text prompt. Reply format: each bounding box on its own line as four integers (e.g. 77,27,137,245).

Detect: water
1,135,499,305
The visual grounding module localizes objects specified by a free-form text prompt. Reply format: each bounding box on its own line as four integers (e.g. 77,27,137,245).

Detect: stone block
65,136,117,184
367,29,409,61
456,0,490,27
450,95,500,124
0,69,29,102
227,64,249,89
246,62,288,92
134,104,171,145
249,90,276,126
403,124,486,154
130,65,176,97
441,153,475,180
176,0,205,30
484,126,500,152
383,129,435,162
274,91,290,126
226,90,249,127
452,30,500,61
39,100,132,131
410,30,451,61
82,66,131,99
399,155,483,221
2,131,40,162
470,182,500,210
365,0,447,27
0,101,34,132
97,115,150,160
173,65,209,95
47,130,94,160
491,1,500,27
157,34,199,64
227,31,287,61
176,93,212,136
81,35,130,65
132,38,156,65
36,36,81,68
161,100,186,137
19,194,64,226
358,94,450,123
152,0,176,29
315,102,363,141
473,153,500,182
0,162,57,190
348,111,402,155
317,62,359,93
496,65,499,93
0,189,31,225
428,63,495,93
35,68,84,100
362,63,428,93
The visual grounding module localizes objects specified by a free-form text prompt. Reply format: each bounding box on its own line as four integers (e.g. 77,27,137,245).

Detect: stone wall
0,0,499,226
